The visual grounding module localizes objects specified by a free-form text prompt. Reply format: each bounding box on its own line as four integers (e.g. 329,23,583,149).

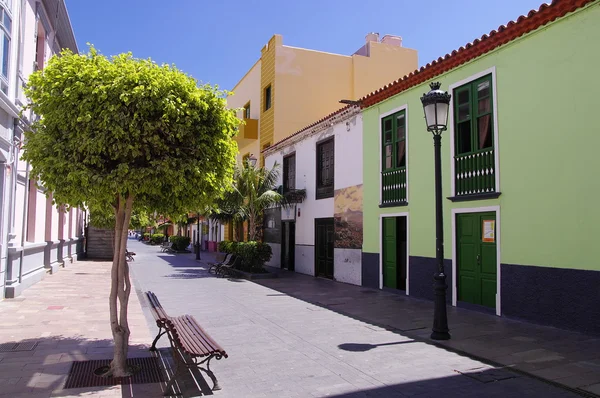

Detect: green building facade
360,0,600,334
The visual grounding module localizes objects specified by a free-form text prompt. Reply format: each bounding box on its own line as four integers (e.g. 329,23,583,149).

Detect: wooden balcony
454,149,496,197
381,168,407,206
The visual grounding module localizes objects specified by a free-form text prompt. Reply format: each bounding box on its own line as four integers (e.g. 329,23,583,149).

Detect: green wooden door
457,212,497,308
383,217,397,288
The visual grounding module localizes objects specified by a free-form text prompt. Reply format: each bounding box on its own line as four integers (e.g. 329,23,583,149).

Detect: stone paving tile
0,252,158,397
128,242,589,398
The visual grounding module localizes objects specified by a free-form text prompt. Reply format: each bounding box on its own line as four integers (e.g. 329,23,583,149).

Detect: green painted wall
363,3,600,271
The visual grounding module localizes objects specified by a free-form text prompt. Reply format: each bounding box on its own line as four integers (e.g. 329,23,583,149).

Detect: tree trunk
104,193,135,377
248,215,255,241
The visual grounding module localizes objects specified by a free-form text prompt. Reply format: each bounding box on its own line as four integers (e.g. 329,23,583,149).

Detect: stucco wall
362,3,600,272
229,59,262,163
265,112,363,283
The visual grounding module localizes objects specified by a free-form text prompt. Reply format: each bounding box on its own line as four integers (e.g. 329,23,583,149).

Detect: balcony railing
381,168,407,205
454,149,495,196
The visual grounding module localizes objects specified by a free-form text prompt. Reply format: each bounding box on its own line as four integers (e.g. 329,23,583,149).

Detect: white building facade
1,0,83,298
263,105,363,285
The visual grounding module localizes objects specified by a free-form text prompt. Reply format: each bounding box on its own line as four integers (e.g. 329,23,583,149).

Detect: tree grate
0,341,39,352
64,357,165,389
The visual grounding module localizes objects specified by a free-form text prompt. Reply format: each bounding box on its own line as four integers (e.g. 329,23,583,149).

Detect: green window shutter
453,74,496,196
381,110,407,204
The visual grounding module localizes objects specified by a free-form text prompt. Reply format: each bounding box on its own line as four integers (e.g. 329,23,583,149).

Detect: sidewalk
0,256,156,397
254,266,600,396
129,241,593,398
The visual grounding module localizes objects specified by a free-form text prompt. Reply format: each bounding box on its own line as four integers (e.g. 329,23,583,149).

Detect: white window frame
378,104,409,205
448,66,500,197
378,212,410,295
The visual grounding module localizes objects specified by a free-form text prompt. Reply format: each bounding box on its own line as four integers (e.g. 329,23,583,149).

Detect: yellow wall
230,34,418,163
229,59,262,164
258,35,279,165
274,46,353,142
273,38,418,142
352,41,418,99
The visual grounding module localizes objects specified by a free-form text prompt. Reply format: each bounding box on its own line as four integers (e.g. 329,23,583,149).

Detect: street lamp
248,154,257,167
420,82,451,341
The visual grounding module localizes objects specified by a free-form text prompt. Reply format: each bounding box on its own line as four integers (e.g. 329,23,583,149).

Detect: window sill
316,194,334,200
447,192,501,202
379,201,408,208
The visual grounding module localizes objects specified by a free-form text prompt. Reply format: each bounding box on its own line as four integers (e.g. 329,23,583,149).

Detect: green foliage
169,235,190,251
22,45,239,218
143,232,151,238
150,233,164,245
217,240,272,272
218,240,238,254
213,160,282,240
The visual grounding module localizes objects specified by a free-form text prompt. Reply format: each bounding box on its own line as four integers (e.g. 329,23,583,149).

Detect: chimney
380,34,402,47
365,32,380,43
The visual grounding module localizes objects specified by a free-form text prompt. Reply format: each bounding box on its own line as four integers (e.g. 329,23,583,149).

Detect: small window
264,85,272,111
453,74,494,155
381,110,406,171
283,153,296,193
243,102,250,119
316,138,334,199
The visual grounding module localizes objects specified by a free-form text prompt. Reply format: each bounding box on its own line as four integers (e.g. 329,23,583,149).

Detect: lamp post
196,212,201,260
420,82,452,341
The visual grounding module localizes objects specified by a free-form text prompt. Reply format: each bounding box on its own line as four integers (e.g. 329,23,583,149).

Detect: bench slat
181,316,221,356
170,316,211,357
183,316,227,357
169,316,227,358
146,291,169,322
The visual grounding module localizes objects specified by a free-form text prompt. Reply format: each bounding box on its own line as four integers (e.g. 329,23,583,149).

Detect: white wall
265,113,363,282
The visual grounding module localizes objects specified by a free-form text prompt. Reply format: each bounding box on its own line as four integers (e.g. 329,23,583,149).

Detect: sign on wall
482,220,495,243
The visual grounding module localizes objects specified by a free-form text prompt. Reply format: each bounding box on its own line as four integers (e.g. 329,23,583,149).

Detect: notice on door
482,220,495,242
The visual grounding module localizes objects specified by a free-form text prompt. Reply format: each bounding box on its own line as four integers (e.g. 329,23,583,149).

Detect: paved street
129,240,595,398
0,240,596,397
0,255,155,398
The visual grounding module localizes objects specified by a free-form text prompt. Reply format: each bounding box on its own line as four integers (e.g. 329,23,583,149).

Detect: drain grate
64,357,165,389
0,341,39,352
456,367,517,383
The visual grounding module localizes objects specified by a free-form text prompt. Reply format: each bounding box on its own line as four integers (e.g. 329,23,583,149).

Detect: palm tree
213,159,282,241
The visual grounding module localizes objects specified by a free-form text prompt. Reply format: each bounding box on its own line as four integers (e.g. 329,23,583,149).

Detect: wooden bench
146,291,228,394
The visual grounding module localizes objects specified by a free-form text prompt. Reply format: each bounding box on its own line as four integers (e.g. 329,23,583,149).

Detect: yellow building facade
229,33,418,165
225,33,418,240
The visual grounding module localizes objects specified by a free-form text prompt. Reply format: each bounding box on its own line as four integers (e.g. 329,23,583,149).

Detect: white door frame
379,212,410,295
451,205,501,316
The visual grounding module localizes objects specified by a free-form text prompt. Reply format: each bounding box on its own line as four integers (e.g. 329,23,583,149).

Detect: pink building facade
1,0,84,298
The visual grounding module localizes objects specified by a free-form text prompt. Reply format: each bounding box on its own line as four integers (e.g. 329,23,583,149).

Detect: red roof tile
360,0,595,108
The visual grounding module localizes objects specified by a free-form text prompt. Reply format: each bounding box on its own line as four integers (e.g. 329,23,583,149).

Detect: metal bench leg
150,328,167,352
199,355,221,391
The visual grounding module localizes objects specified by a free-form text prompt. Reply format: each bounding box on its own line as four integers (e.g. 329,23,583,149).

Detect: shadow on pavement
338,340,416,352
324,368,573,398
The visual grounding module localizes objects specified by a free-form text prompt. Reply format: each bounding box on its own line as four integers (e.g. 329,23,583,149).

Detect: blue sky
65,0,544,91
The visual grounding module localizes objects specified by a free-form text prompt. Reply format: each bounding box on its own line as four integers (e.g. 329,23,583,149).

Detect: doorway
281,221,295,271
456,212,497,308
315,218,334,279
382,216,407,290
